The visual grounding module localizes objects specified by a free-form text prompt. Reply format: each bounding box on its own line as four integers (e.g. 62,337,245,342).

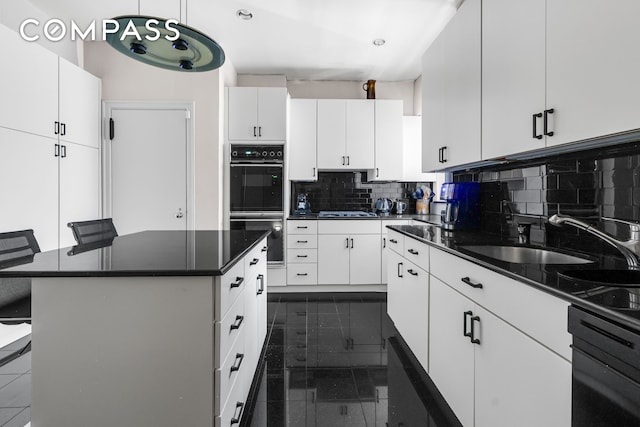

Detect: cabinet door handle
389,239,398,244
407,269,418,276
258,126,262,137
54,121,60,135
376,168,379,178
438,147,442,163
345,238,349,248
463,310,472,339
532,112,543,139
461,276,483,289
397,262,403,278
250,258,259,266
407,248,419,255
61,122,66,136
61,145,67,158
230,315,244,331
54,143,60,157
441,146,447,163
230,353,245,372
253,126,257,137
257,274,265,295
261,246,268,252
230,402,244,425
543,108,555,136
313,167,316,177
383,237,386,249
350,238,354,249
297,255,308,258
342,156,345,165
230,276,244,288
470,315,481,344
346,156,350,165
297,273,308,276
297,226,308,229
297,240,308,244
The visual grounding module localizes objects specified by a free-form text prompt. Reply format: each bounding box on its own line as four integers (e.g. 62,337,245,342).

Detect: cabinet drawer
215,326,246,414
287,235,318,249
216,260,245,320
386,229,405,255
215,294,246,367
215,358,247,427
287,248,318,264
404,239,429,272
318,219,381,234
288,220,318,234
287,264,318,285
430,247,571,361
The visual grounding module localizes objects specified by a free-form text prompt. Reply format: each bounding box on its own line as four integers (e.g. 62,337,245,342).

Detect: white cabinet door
421,30,447,173
396,261,429,370
0,24,58,139
58,142,101,248
442,0,481,168
474,305,572,427
381,235,388,284
317,234,350,284
289,99,317,181
0,128,59,251
386,251,404,329
429,277,475,427
59,58,101,148
349,234,381,285
345,100,374,169
546,0,640,147
256,88,287,141
317,100,346,169
482,0,546,159
372,100,403,181
227,87,258,140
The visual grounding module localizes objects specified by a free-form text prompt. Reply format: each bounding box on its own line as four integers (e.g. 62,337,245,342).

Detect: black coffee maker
294,193,311,215
440,183,480,230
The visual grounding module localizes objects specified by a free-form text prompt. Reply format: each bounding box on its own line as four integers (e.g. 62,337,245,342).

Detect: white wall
83,41,236,229
287,80,416,115
0,0,78,64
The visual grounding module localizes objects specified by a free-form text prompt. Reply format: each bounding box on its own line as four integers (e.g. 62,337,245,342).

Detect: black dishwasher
568,305,640,426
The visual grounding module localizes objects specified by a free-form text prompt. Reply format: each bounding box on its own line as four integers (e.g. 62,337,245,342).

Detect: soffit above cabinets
27,0,458,81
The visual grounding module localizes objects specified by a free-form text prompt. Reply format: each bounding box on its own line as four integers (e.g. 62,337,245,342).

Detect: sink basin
459,245,595,265
558,269,640,288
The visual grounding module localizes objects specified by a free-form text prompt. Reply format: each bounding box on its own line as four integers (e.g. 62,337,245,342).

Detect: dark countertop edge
388,224,640,333
287,214,441,223
0,231,271,279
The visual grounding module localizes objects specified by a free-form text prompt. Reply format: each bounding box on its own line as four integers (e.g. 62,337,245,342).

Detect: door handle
407,248,419,255
230,353,245,372
342,156,345,165
250,258,259,266
253,126,257,137
230,315,244,331
345,238,349,248
54,121,60,135
470,315,481,344
313,167,316,177
376,168,379,178
543,108,554,136
230,402,244,425
532,112,543,139
346,156,350,165
61,122,66,136
258,126,262,137
407,269,418,276
230,277,244,289
463,311,472,339
397,262,403,278
60,145,67,158
54,143,60,157
461,276,483,289
350,238,354,249
383,237,386,249
257,274,265,295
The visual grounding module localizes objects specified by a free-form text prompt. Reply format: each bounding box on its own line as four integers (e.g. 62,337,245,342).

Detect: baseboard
270,284,387,293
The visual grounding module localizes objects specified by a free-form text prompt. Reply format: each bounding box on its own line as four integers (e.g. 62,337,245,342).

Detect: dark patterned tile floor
244,292,460,427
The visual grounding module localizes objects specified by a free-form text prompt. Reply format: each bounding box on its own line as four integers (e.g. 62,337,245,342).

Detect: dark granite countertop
0,230,270,278
387,223,640,332
287,214,442,224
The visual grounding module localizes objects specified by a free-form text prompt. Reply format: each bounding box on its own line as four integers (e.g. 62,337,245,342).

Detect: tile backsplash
291,172,431,214
453,140,640,255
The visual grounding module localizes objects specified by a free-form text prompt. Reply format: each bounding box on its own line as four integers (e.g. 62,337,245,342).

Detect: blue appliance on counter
440,182,481,230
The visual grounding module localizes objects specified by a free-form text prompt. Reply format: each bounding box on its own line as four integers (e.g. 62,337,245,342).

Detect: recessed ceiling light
373,38,386,46
237,9,253,20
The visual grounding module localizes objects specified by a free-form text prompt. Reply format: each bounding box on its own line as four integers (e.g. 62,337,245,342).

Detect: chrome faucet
548,214,640,269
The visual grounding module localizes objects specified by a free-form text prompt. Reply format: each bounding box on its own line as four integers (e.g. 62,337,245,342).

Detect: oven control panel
230,145,284,163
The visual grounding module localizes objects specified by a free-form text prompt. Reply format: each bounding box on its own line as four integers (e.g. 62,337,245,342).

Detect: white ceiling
28,0,460,81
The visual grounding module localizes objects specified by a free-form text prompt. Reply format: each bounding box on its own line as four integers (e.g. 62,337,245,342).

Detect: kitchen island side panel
31,276,215,427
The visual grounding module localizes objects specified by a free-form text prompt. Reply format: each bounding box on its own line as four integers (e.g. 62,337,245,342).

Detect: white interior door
108,107,190,235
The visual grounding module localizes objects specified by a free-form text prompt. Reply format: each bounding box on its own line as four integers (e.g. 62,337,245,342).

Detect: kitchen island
0,230,270,427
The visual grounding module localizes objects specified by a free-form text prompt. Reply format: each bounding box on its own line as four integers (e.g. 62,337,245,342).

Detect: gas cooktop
318,211,379,218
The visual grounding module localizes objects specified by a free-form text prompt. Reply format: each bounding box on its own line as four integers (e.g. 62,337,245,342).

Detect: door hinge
109,118,115,140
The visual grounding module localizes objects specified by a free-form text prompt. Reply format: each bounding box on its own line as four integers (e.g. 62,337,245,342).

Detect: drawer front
216,260,245,320
215,326,246,415
215,360,247,427
287,248,318,264
404,239,429,272
318,219,381,234
288,220,318,235
287,263,318,285
215,294,246,368
430,247,571,361
245,240,267,278
386,229,405,255
287,234,318,249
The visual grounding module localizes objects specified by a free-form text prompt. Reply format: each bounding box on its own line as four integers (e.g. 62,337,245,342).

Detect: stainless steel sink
459,245,595,265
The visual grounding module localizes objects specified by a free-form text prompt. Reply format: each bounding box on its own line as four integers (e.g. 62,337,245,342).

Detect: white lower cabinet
381,220,410,284
429,268,571,427
318,233,381,285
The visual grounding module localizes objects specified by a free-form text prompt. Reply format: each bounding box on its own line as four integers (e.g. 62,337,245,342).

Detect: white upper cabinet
370,100,403,181
317,99,375,170
0,24,58,139
289,99,318,181
482,0,546,159
227,87,287,141
59,58,101,149
546,0,640,147
422,0,481,171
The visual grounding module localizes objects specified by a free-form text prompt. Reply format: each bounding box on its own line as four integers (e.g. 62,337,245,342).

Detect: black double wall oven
229,145,284,264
